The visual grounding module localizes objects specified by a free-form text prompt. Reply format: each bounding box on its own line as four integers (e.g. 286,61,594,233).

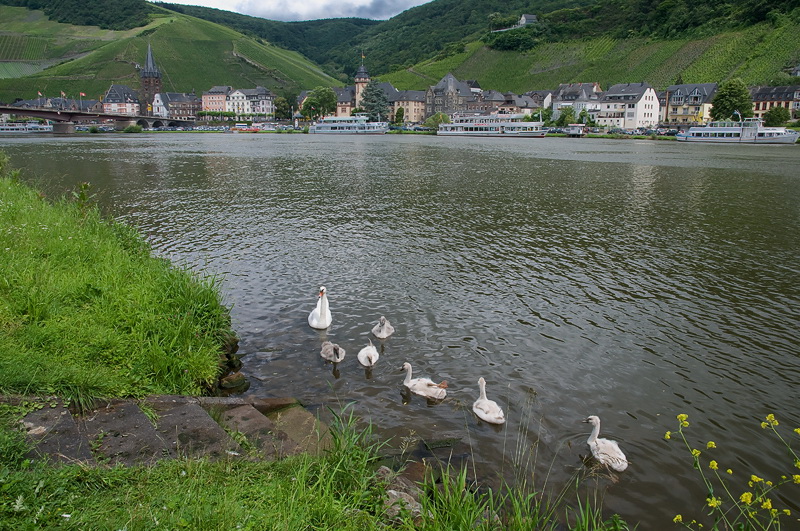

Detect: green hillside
0,5,337,102
380,21,800,92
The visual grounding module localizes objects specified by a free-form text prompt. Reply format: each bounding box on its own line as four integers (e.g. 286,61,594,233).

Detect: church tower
140,43,162,116
354,63,370,109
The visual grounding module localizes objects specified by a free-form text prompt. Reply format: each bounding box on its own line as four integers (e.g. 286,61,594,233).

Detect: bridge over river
0,105,194,133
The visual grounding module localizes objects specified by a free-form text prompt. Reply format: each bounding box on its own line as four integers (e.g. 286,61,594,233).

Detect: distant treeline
485,0,800,51
0,0,153,30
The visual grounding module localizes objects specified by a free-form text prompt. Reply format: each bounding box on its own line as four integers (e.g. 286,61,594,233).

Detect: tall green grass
0,403,390,529
0,153,234,406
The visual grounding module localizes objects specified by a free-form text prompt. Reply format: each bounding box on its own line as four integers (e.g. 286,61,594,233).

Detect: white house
550,83,602,121
225,86,274,117
595,82,660,130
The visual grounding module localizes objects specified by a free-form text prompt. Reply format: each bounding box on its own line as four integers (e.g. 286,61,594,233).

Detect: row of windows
754,101,791,110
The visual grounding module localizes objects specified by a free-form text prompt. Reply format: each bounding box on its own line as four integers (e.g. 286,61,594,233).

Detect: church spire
140,43,161,79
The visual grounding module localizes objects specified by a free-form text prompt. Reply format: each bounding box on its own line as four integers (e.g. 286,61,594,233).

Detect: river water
3,133,799,527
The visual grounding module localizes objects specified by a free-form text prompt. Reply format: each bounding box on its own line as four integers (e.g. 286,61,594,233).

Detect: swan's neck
479,381,487,401
403,365,412,385
587,421,600,444
319,294,328,313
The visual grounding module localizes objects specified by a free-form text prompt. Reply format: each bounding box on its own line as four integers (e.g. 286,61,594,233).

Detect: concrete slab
199,396,300,415
266,405,331,456
78,400,172,466
22,404,94,466
153,402,241,460
220,404,302,459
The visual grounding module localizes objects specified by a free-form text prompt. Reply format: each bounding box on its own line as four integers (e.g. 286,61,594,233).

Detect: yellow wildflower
691,448,701,457
751,475,763,483
707,497,722,508
761,499,772,510
765,414,778,426
783,510,791,516
677,413,688,421
740,492,753,505
673,514,683,523
709,460,718,470
793,475,800,484
664,431,671,440
761,422,769,429
706,441,716,449
794,427,800,436
727,469,733,475
766,480,773,486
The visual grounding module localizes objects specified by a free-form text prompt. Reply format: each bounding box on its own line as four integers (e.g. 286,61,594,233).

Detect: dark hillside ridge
0,0,154,30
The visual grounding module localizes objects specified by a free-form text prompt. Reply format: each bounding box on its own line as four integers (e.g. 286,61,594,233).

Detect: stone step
265,405,332,456
14,395,329,466
145,397,242,460
78,400,172,466
21,402,95,466
219,404,302,460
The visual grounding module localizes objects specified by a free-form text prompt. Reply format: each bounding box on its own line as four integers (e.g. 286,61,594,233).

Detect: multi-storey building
202,86,232,113
595,82,660,129
663,83,717,124
550,83,602,121
102,84,139,115
750,85,800,119
152,93,201,119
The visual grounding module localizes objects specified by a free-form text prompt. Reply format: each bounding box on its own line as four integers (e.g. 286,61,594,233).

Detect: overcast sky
156,0,435,22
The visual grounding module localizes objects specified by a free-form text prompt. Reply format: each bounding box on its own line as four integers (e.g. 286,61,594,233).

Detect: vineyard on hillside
381,22,800,92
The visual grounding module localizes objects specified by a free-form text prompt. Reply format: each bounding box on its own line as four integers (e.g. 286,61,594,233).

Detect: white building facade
595,82,660,130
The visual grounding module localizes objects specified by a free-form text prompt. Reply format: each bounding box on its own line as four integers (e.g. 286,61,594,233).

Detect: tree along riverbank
0,154,633,529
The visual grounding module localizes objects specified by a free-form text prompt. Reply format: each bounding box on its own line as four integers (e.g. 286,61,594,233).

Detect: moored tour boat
0,121,53,134
676,118,798,144
437,113,545,137
308,114,388,134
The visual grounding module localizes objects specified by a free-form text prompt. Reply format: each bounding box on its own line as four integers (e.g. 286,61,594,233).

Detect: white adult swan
320,341,345,362
308,286,332,329
472,377,505,424
583,415,628,472
357,339,379,367
402,362,447,400
371,316,395,339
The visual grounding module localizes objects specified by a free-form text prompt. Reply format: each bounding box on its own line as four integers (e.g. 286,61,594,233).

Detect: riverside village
2,41,800,140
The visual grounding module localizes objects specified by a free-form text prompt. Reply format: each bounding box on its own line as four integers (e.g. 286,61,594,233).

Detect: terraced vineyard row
0,35,49,61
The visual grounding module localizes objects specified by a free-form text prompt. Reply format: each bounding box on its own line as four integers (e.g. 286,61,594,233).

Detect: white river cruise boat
676,118,798,144
437,113,546,137
308,114,388,134
0,121,53,133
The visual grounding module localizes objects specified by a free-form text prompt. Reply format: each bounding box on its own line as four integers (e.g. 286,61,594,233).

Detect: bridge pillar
115,120,136,131
52,122,76,134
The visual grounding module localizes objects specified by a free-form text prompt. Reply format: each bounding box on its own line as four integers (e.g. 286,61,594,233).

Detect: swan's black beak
582,418,590,423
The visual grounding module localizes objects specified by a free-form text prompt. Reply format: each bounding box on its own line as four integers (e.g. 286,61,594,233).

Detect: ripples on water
4,134,800,527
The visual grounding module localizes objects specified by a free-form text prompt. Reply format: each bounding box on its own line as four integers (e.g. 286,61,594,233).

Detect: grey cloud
235,0,428,21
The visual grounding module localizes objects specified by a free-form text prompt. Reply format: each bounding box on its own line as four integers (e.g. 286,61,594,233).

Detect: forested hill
0,0,154,30
156,0,800,80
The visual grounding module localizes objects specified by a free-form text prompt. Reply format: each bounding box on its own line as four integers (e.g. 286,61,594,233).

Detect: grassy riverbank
0,153,234,407
0,154,631,529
